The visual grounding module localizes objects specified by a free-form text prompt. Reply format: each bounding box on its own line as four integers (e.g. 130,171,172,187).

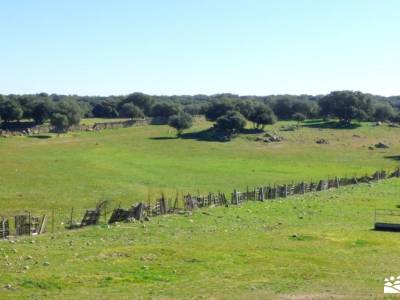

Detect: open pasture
0,119,399,212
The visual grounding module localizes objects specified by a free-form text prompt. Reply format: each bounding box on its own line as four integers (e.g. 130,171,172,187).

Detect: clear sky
1,0,399,96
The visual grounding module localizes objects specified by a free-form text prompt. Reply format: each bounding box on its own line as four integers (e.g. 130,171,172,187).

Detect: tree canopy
319,91,374,124
168,112,193,136
119,103,144,119
215,111,246,135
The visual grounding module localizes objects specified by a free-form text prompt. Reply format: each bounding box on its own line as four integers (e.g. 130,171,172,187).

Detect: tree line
0,91,399,134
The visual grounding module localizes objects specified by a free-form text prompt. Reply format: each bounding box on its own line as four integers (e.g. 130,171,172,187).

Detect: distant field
0,119,399,212
79,118,130,126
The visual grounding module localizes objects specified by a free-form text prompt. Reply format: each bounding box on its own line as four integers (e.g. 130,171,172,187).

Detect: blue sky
1,0,399,96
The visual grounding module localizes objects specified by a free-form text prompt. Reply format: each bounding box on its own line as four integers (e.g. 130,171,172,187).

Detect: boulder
375,142,389,149
263,133,283,142
316,139,328,144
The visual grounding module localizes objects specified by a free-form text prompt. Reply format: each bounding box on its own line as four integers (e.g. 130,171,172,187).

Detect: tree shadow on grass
240,128,264,134
302,120,361,130
27,135,52,139
179,128,231,142
152,127,264,143
149,136,178,140
384,155,400,161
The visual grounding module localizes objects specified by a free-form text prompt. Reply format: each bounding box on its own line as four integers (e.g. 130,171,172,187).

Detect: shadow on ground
27,135,52,139
384,155,400,161
152,128,264,142
149,137,177,140
302,120,361,130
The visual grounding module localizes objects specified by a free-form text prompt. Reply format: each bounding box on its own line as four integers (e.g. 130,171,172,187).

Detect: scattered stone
4,284,12,290
43,261,50,266
388,123,400,128
368,146,374,150
262,133,284,143
26,255,33,260
375,121,382,126
144,216,151,221
352,134,361,138
23,265,30,270
316,139,328,144
375,142,389,149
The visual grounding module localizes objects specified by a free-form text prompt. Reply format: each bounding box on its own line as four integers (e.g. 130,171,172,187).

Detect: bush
50,113,69,133
119,103,144,119
292,112,306,124
215,111,246,135
373,103,396,122
168,112,193,136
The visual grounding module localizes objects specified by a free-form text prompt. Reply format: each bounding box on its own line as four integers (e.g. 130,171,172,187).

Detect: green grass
1,180,400,299
0,119,399,212
79,118,130,126
1,119,400,299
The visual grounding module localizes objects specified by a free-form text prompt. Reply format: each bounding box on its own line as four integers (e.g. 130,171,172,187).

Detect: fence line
1,168,399,239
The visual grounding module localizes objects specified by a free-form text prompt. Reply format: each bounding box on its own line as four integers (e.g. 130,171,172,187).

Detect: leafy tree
151,103,180,118
183,103,207,116
53,100,82,130
235,100,256,120
168,112,193,136
16,95,36,119
215,111,246,135
292,112,306,125
292,100,319,118
319,91,374,125
119,103,144,119
248,104,277,130
123,93,154,115
93,100,119,118
373,102,396,122
50,113,69,133
205,101,235,121
0,100,23,123
78,101,93,118
31,100,54,124
272,98,293,120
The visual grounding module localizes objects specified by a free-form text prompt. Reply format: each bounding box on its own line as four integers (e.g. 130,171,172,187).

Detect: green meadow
0,119,399,212
0,119,400,299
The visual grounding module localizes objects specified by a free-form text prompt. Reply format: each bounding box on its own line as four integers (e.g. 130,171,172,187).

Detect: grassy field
0,119,399,212
1,119,400,299
0,179,400,299
79,118,130,126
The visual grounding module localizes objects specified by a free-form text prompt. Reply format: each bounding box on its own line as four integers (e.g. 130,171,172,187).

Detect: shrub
215,111,246,135
168,112,193,136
